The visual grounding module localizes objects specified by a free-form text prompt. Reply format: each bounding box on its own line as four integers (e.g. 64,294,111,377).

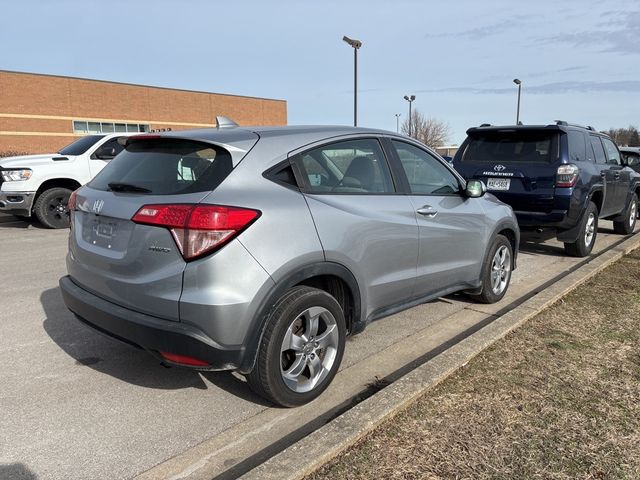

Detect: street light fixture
343,35,362,127
513,78,522,124
395,113,401,133
403,95,416,137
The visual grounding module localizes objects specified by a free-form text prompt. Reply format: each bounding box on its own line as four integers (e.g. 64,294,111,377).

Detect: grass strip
309,249,640,480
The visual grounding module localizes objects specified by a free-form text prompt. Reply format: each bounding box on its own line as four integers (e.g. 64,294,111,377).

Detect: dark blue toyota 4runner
453,122,640,256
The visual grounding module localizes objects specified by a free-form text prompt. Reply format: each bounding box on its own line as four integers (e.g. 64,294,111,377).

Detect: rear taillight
67,190,78,211
132,204,260,260
556,164,579,187
67,190,78,231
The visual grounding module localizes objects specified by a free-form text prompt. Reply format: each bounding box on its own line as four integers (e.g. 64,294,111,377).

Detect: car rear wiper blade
107,182,152,193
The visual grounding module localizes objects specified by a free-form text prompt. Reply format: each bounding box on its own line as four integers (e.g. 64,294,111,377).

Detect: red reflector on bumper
159,351,210,367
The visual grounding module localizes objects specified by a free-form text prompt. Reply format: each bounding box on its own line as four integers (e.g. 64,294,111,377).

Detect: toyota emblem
494,164,506,171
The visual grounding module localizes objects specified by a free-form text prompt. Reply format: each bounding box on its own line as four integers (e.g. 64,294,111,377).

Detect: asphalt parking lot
0,212,636,480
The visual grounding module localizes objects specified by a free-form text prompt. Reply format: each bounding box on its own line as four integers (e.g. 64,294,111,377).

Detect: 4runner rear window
89,139,233,195
462,131,559,164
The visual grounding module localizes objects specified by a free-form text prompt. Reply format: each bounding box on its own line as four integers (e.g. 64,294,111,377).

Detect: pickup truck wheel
613,193,637,235
246,286,346,407
34,187,72,229
469,234,513,304
564,201,598,257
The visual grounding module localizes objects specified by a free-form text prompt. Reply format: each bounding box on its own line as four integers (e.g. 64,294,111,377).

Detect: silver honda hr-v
60,123,519,407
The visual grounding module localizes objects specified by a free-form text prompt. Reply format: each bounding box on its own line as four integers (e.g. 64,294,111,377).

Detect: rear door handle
417,206,438,217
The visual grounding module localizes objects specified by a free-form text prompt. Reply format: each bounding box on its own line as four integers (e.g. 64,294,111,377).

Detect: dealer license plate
486,178,511,191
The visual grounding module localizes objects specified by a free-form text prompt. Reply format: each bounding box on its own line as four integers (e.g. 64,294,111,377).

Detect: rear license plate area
487,178,511,191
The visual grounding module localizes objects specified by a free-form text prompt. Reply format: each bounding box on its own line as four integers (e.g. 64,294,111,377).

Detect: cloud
425,15,529,40
422,80,640,95
542,9,640,55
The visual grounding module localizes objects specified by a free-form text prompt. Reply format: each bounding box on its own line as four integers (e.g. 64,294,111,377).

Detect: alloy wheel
584,212,596,247
490,245,511,295
280,306,339,393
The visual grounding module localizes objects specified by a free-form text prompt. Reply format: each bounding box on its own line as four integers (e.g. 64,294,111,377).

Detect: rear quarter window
567,130,588,162
89,139,233,195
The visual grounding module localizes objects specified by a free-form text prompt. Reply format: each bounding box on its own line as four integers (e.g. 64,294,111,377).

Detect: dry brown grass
310,250,640,480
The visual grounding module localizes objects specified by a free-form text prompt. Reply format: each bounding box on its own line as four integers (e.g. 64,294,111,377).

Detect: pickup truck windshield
58,135,105,156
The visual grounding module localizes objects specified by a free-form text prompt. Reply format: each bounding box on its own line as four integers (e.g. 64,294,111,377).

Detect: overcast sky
1,0,638,144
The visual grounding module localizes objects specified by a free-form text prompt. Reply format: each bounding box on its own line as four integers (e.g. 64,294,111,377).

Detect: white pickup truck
0,133,134,228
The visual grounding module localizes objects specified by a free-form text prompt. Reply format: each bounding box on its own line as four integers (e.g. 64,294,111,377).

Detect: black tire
564,201,598,257
33,187,73,229
246,286,346,407
469,234,513,304
613,193,637,235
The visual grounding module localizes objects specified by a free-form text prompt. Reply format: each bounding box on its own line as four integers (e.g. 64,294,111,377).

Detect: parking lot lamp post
403,95,415,137
395,113,401,133
513,78,522,124
343,36,363,127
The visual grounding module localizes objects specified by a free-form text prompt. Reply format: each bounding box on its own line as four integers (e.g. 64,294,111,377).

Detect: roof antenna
215,116,239,129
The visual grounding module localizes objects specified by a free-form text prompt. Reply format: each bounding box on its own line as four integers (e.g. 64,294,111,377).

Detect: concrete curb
240,233,640,480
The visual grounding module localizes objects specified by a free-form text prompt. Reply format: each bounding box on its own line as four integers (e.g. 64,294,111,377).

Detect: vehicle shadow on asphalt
0,463,38,479
40,287,270,405
518,227,616,257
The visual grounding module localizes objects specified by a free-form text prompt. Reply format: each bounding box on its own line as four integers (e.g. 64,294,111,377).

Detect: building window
73,120,150,134
73,121,88,133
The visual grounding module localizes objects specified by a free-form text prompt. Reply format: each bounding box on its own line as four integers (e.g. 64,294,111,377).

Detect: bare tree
605,126,640,146
401,109,451,148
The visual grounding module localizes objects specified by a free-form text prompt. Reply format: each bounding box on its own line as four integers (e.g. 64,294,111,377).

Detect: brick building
0,70,287,154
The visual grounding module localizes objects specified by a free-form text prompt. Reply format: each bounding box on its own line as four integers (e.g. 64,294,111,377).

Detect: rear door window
462,131,559,163
295,138,395,193
89,139,233,195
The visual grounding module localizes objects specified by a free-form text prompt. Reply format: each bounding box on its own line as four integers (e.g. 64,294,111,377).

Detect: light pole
395,113,401,133
343,35,362,127
403,95,415,137
513,78,522,124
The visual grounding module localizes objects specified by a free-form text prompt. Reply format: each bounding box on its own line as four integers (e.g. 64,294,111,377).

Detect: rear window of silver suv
89,139,233,195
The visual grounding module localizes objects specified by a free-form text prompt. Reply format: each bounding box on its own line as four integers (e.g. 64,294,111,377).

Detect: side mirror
624,154,640,167
465,179,486,198
94,146,116,160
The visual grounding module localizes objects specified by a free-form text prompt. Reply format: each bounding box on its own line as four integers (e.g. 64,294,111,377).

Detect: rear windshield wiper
107,182,152,193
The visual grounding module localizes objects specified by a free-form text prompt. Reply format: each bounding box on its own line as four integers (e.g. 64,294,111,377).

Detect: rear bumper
514,209,573,228
59,275,244,371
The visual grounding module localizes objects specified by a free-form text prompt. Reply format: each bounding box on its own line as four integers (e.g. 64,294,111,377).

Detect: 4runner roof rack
554,120,596,131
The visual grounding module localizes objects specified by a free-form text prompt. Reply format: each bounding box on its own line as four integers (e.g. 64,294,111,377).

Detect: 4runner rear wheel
34,187,72,229
613,193,637,235
246,286,346,407
564,201,598,257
